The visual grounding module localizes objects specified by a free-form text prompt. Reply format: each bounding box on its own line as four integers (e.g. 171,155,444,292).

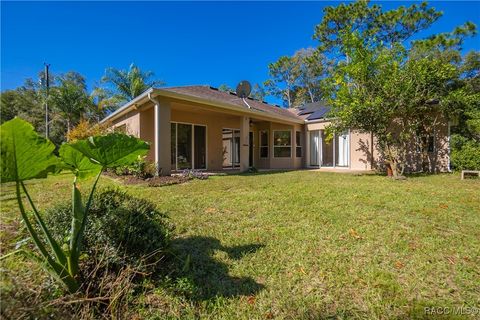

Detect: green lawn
1,171,479,319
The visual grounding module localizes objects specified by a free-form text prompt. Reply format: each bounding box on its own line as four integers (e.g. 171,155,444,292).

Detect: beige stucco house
102,85,450,175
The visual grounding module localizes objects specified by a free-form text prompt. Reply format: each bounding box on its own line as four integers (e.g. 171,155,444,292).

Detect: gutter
304,117,336,124
101,88,304,125
100,88,154,123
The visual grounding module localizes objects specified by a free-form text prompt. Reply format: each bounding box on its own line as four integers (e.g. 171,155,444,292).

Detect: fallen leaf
439,204,449,209
205,207,217,213
247,295,256,305
394,261,405,269
349,228,362,239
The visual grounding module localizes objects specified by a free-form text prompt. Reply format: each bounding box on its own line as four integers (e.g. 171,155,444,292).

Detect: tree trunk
308,87,314,103
386,143,402,177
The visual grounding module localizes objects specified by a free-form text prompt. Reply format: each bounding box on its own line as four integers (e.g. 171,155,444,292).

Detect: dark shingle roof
161,85,302,121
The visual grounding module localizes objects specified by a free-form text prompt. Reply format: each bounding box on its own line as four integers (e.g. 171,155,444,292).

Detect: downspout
148,92,159,107
148,92,162,176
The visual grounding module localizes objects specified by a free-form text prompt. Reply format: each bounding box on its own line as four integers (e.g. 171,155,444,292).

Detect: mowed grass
1,171,479,319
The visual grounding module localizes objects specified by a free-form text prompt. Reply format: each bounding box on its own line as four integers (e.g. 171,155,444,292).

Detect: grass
1,171,479,319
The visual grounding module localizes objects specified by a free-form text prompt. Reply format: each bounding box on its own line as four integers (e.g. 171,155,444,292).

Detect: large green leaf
68,133,149,168
0,118,59,183
59,144,102,179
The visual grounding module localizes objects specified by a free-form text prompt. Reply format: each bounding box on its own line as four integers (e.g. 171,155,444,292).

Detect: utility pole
44,63,50,139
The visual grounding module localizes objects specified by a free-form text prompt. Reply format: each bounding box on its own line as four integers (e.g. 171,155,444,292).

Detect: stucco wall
111,110,141,137
138,104,244,171
108,98,449,173
306,121,376,170
403,119,450,173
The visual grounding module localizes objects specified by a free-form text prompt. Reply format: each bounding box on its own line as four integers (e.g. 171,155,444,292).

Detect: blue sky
1,1,479,103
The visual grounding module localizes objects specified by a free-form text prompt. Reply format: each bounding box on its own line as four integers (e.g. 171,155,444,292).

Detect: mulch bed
103,171,192,187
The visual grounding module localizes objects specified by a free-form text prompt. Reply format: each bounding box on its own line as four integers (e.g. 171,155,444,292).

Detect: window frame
295,131,302,158
273,130,292,158
259,130,269,159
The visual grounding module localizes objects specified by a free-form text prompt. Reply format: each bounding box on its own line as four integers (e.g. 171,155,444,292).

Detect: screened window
296,131,302,157
273,131,291,158
260,130,269,158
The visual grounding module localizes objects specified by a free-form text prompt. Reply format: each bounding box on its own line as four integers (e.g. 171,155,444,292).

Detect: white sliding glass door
335,132,349,167
309,130,350,168
309,130,320,166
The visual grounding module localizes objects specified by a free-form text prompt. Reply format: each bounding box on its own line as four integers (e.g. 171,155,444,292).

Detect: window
417,135,435,153
114,124,127,133
425,136,435,153
273,130,291,158
296,131,302,157
260,130,269,158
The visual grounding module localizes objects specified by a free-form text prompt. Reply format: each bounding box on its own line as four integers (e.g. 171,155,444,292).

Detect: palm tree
50,72,93,134
100,63,164,108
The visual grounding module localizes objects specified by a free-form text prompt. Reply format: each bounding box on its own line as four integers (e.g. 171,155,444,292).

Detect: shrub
66,119,110,142
451,140,480,171
44,188,174,269
450,134,480,171
112,156,156,179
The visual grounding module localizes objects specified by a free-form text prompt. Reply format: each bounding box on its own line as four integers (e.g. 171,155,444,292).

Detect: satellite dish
236,80,252,98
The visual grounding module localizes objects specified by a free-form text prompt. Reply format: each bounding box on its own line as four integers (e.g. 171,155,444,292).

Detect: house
102,85,450,175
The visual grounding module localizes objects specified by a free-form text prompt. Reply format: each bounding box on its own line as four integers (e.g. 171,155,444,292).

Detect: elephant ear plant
0,118,149,293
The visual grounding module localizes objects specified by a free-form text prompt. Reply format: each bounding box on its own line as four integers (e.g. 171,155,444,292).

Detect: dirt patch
104,172,192,187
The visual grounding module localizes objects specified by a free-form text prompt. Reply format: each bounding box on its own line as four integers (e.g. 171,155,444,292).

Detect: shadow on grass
169,236,265,300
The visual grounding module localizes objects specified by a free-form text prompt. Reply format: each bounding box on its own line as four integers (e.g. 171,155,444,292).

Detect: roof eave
304,117,336,123
101,88,304,125
100,88,154,123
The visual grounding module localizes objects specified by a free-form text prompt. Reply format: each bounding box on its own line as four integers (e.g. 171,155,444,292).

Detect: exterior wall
111,109,141,137
139,103,243,171
107,98,449,173
171,108,241,171
349,131,377,170
306,120,377,170
139,107,155,161
403,119,450,173
305,119,449,172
